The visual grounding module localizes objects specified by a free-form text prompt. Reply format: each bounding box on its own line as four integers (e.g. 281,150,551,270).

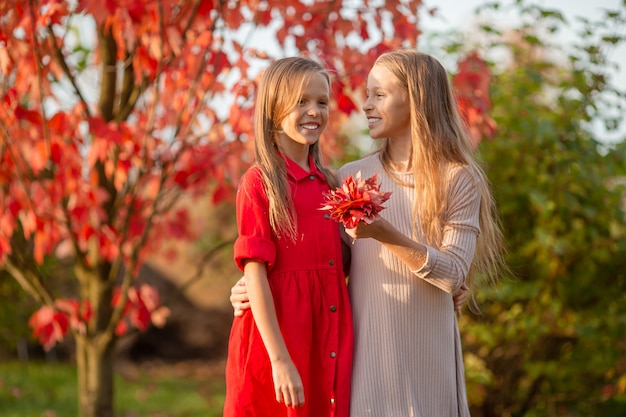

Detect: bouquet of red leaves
320,171,392,229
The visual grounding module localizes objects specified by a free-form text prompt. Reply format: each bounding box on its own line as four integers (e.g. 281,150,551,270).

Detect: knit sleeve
233,167,277,271
412,166,480,293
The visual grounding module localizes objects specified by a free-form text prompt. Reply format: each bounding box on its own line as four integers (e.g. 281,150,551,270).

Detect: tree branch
114,54,142,123
171,2,225,141
4,257,54,306
97,26,117,122
46,24,92,118
104,172,169,336
60,198,89,268
27,0,51,156
163,238,235,305
140,0,167,144
181,0,203,40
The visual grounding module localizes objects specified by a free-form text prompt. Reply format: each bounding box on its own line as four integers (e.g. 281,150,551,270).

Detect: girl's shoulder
237,165,267,200
445,163,481,196
239,165,263,187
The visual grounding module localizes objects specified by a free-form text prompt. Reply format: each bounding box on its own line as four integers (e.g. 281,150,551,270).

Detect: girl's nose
362,97,372,112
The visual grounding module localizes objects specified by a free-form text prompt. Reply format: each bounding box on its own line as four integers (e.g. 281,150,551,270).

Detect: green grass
0,361,225,417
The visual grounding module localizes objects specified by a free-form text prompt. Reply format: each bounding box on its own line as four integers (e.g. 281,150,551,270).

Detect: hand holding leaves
320,171,391,229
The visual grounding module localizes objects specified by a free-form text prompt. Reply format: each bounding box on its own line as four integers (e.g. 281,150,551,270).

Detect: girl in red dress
223,57,353,417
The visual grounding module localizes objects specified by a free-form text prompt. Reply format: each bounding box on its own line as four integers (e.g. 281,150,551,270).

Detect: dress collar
283,153,326,182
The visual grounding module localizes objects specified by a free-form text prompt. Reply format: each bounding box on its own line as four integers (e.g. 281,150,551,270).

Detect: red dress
223,155,353,417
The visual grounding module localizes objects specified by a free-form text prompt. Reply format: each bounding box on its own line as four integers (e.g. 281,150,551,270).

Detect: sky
418,0,626,143
420,0,625,81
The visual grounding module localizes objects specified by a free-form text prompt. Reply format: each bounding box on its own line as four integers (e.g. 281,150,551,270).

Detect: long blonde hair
253,57,338,240
375,49,506,292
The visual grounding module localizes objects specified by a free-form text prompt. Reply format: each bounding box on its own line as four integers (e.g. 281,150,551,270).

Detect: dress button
309,175,315,180
329,305,337,312
330,397,335,405
324,213,330,219
330,351,336,358
328,259,335,266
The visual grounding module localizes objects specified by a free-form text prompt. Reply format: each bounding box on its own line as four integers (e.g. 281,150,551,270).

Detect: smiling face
363,64,411,141
276,72,330,157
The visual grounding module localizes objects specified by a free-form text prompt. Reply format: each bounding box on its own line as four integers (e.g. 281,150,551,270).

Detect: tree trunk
76,333,116,417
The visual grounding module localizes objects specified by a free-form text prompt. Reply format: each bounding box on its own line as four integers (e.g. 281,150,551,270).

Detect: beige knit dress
338,153,476,417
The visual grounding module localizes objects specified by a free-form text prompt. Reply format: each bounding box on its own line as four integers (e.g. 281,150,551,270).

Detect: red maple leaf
28,298,93,351
320,171,392,229
28,304,70,351
112,284,169,336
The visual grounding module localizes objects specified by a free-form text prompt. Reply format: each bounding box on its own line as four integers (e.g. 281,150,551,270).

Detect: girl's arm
345,167,480,294
231,259,469,312
346,167,481,294
346,218,469,293
244,260,305,407
345,218,429,276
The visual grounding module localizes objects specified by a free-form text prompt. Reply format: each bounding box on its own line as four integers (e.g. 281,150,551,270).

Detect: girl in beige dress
341,50,506,417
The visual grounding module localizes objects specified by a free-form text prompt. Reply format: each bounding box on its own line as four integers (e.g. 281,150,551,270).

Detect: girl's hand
271,358,305,407
345,217,389,241
453,283,468,312
230,277,250,316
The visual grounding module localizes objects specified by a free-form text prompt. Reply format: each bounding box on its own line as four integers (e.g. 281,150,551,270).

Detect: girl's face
277,73,330,154
363,64,411,141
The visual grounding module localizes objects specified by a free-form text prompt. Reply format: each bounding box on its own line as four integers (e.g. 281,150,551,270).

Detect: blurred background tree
434,1,626,415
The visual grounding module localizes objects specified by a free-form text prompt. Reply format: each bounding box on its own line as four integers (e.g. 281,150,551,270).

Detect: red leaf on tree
256,8,272,26
38,0,68,26
228,102,253,137
55,298,93,335
333,80,357,114
97,225,120,262
133,46,159,81
28,304,70,351
320,171,392,229
77,0,116,25
34,225,55,264
165,209,195,239
18,212,37,249
0,235,11,262
211,182,234,205
196,0,215,16
357,15,369,40
113,284,168,336
453,51,496,147
14,106,42,125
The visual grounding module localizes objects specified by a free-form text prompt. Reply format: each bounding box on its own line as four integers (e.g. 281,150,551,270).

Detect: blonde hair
253,57,338,240
375,49,507,295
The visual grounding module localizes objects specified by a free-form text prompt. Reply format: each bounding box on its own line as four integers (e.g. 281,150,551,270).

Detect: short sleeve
233,167,277,271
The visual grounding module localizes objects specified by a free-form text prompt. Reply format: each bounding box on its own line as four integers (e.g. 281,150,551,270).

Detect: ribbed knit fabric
338,153,476,417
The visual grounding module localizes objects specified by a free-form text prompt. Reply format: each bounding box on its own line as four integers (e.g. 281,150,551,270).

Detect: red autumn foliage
112,284,169,337
28,285,166,351
453,51,497,148
321,172,392,229
0,0,493,353
28,298,92,351
28,304,71,352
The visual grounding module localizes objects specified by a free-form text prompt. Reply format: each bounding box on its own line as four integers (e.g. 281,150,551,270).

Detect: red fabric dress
223,155,353,417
